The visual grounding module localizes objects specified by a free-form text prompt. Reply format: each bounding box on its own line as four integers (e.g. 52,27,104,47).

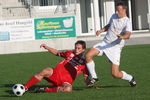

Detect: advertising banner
0,16,76,41
0,19,35,41
34,16,76,39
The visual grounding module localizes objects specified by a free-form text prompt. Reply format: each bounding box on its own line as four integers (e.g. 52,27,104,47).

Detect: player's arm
84,75,91,85
96,24,110,36
117,19,132,39
96,13,114,36
40,44,60,55
117,31,131,39
82,66,91,85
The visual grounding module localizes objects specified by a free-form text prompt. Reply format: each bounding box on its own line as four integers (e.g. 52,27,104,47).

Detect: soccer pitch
0,44,150,100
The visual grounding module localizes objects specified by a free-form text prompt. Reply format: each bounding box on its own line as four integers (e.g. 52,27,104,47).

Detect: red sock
24,76,41,90
45,87,58,92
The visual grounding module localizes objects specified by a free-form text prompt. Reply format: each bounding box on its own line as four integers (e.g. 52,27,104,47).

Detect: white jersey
103,13,132,47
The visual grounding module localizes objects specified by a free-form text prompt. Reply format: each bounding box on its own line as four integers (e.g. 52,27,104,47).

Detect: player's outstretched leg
24,68,53,91
34,87,57,93
24,76,41,91
34,83,72,93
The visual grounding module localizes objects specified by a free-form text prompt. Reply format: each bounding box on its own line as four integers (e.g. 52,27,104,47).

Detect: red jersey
45,50,89,86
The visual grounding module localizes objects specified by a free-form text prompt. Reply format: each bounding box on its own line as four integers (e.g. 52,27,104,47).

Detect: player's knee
85,48,99,63
85,52,93,63
42,68,50,74
57,84,72,92
37,68,53,77
64,85,72,92
85,56,91,63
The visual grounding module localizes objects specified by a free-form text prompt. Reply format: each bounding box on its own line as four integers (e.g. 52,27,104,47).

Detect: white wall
0,38,77,54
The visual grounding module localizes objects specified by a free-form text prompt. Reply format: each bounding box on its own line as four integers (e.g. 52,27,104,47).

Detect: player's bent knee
57,86,72,92
86,48,99,60
85,52,95,62
42,68,52,73
58,83,72,92
37,68,53,77
85,55,92,62
64,86,72,92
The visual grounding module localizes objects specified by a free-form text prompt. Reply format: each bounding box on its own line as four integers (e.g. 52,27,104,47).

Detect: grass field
0,44,150,100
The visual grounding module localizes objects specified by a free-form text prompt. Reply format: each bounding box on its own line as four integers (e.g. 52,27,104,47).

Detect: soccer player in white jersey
86,2,136,87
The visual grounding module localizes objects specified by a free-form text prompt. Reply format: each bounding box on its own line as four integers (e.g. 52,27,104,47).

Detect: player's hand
96,30,103,36
84,77,91,85
40,44,48,49
117,34,123,39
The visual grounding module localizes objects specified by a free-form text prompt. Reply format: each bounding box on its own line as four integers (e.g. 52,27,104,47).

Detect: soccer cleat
34,87,46,93
87,78,99,87
129,77,136,87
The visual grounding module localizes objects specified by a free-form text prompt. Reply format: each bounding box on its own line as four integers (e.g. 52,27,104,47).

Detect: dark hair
116,2,127,9
75,40,86,49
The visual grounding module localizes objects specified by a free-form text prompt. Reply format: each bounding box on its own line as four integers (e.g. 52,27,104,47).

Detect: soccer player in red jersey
24,40,90,93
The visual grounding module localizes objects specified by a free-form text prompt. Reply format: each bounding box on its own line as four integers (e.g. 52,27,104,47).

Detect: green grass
0,44,150,100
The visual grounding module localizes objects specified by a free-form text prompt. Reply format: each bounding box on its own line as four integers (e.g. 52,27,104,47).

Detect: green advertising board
34,16,76,39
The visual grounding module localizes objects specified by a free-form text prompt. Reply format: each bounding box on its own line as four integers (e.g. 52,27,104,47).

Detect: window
31,0,59,6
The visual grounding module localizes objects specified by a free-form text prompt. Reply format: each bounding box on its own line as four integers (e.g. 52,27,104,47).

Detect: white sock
86,60,97,79
121,71,133,82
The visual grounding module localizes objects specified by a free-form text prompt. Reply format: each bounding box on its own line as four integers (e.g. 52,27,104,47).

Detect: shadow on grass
73,85,129,91
99,85,129,88
0,84,14,97
0,83,130,97
73,86,87,91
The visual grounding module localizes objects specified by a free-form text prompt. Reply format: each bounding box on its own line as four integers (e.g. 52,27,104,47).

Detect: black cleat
87,78,99,87
129,77,136,87
34,87,46,93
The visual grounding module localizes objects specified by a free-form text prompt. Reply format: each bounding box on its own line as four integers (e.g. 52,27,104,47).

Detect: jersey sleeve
108,13,116,24
82,66,90,76
124,20,132,32
57,51,72,59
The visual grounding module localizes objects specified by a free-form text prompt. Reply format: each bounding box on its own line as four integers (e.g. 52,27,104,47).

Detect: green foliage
0,44,150,100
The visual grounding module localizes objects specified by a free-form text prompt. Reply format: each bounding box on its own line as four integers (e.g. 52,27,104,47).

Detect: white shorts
93,41,123,65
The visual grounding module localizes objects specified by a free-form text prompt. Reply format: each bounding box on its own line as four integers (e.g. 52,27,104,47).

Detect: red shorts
44,67,73,86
